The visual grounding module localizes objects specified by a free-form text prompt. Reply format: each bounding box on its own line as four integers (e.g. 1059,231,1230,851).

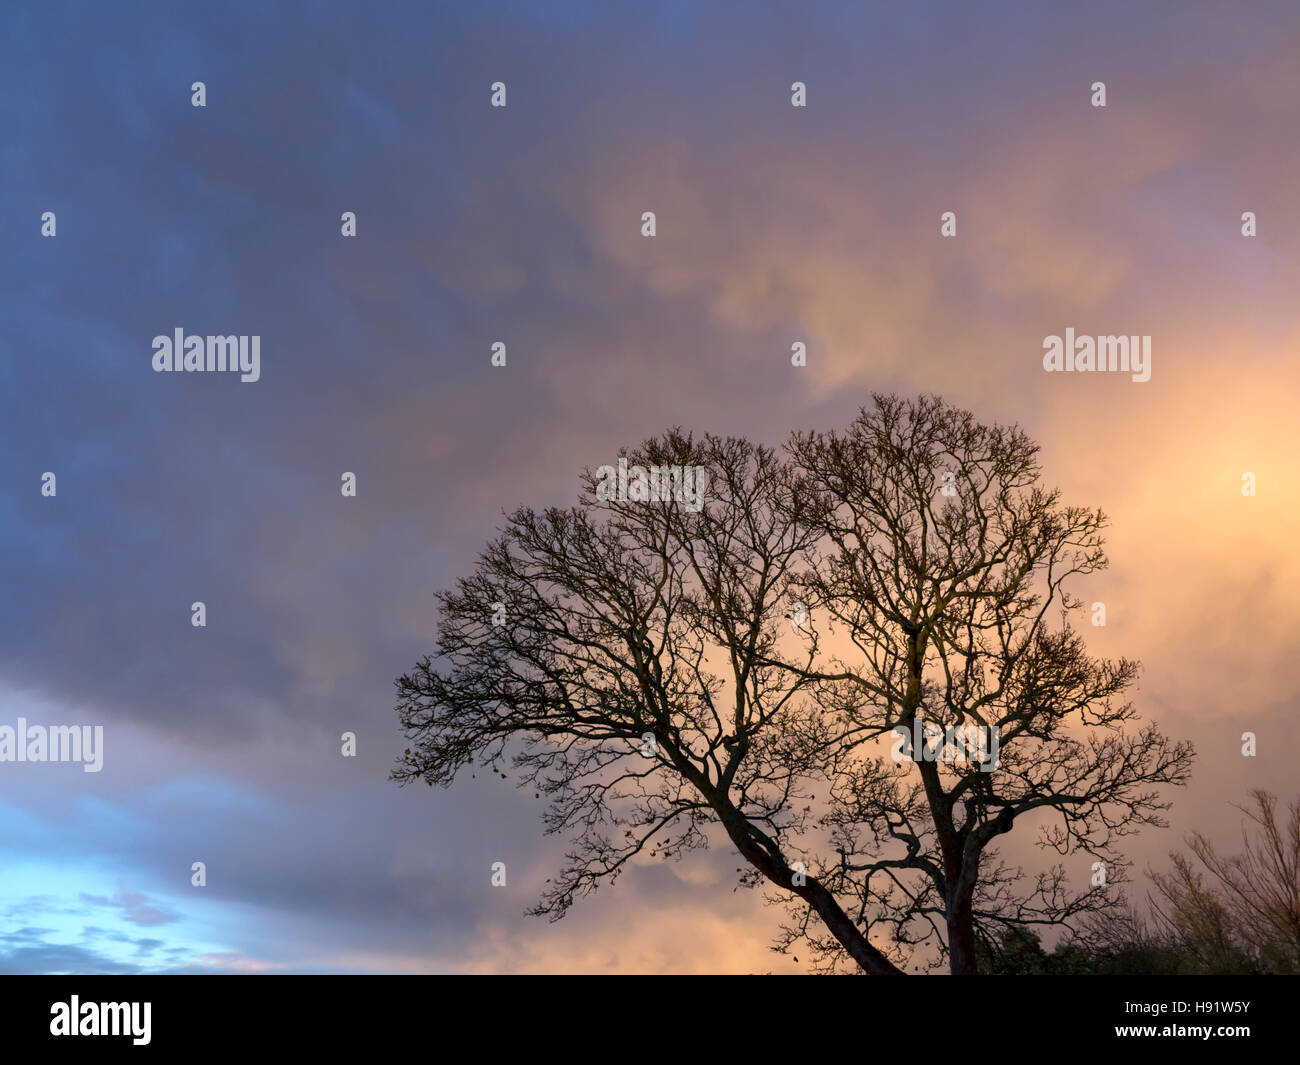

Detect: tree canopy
394,394,1194,974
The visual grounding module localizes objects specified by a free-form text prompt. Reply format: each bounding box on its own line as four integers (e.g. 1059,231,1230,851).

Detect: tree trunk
800,875,905,976
948,892,978,974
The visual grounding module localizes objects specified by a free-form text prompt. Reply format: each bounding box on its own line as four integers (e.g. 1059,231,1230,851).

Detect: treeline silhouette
980,789,1300,974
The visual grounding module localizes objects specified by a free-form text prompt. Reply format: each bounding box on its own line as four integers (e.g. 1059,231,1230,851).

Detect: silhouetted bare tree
778,394,1194,972
394,394,1194,974
978,790,1300,974
1149,789,1300,973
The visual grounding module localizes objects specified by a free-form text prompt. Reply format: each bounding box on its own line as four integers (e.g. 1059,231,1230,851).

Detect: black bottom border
2,973,1292,1054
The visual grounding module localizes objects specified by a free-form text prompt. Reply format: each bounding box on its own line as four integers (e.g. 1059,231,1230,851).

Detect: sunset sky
3,0,1299,973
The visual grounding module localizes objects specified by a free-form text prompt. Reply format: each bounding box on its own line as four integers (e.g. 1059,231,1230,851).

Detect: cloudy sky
3,0,1299,973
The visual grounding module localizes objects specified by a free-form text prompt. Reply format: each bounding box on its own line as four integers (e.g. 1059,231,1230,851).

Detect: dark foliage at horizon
981,789,1300,974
